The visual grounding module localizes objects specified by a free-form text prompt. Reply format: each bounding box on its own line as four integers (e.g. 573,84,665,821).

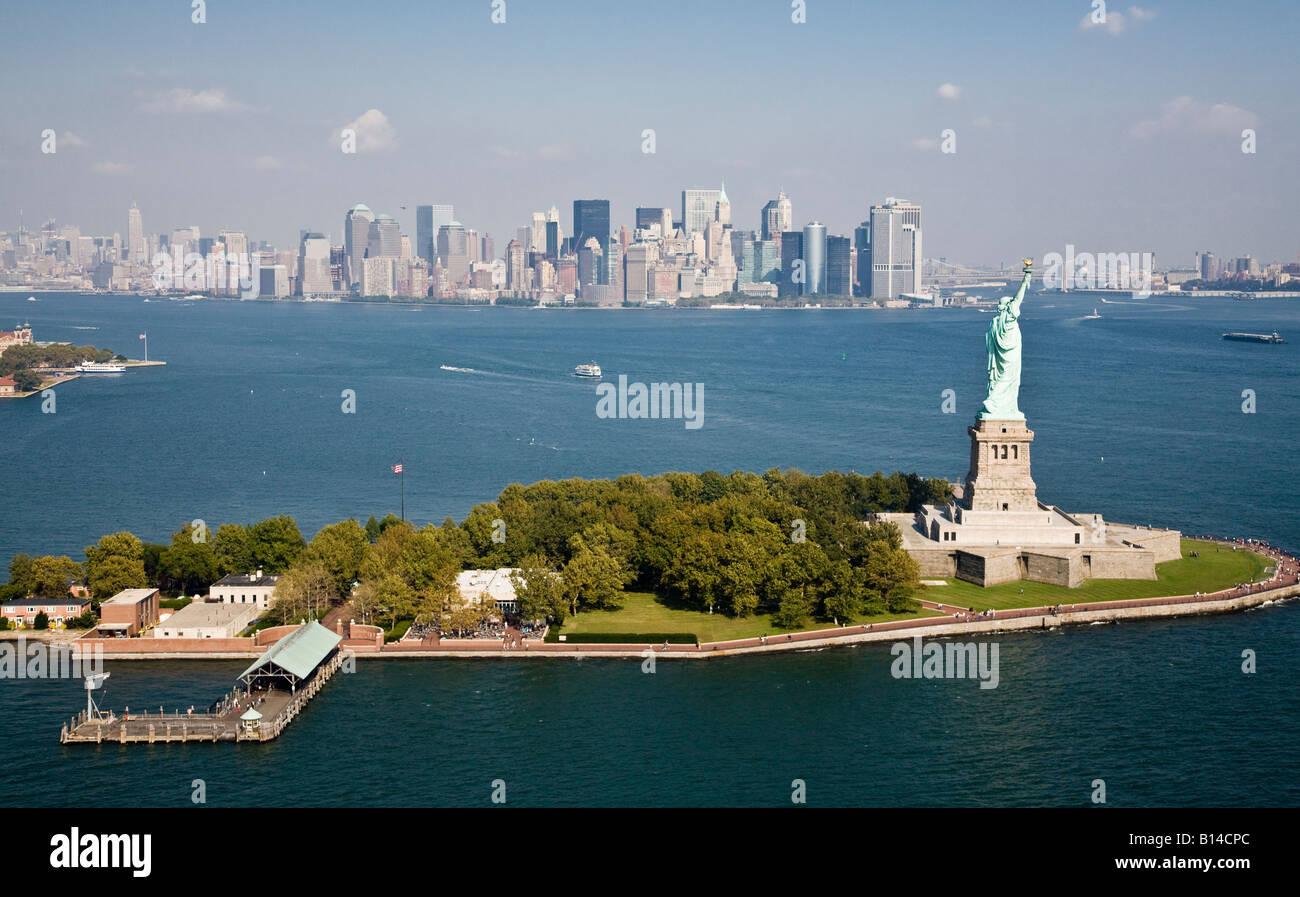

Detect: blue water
2,292,1298,806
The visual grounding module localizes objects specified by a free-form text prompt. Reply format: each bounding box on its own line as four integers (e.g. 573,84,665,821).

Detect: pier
60,621,343,745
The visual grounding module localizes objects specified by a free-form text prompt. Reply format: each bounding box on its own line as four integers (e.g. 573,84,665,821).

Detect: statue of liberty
977,258,1034,420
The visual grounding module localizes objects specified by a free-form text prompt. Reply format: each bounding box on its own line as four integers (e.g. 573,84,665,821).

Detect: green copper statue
977,258,1034,420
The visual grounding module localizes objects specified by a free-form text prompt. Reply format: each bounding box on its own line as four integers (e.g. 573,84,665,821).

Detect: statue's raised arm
1008,258,1033,318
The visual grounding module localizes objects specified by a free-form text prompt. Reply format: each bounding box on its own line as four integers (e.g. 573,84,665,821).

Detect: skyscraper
715,183,731,227
779,230,803,298
802,222,827,296
546,220,560,258
635,207,673,236
603,236,622,294
868,198,922,300
437,221,470,286
730,229,755,271
416,206,452,265
577,237,603,290
344,203,374,287
507,239,525,292
854,221,871,296
624,242,658,303
681,187,722,237
126,203,144,265
826,235,852,297
761,191,792,241
573,200,611,254
367,215,402,259
299,233,332,296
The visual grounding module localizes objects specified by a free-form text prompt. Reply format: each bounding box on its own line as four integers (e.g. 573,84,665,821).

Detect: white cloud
61,131,89,148
936,83,961,100
1131,96,1258,138
336,109,397,153
1080,5,1157,35
252,154,282,170
138,87,254,115
92,161,130,175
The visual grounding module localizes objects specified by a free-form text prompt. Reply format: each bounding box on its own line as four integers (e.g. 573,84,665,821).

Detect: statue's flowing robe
978,270,1031,419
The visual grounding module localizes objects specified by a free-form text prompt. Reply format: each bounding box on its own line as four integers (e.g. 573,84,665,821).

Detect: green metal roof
237,620,341,683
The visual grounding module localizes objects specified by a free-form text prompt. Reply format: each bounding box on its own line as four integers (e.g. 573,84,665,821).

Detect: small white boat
1083,308,1101,320
573,362,602,379
26,296,36,302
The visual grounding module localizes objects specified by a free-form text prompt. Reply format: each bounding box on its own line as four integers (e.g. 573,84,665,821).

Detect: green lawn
550,591,943,643
927,539,1270,611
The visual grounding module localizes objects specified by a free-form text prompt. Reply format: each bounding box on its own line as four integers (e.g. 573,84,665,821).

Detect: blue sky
2,0,1297,266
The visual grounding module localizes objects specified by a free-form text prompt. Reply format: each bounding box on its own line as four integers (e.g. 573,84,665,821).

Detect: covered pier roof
237,620,341,688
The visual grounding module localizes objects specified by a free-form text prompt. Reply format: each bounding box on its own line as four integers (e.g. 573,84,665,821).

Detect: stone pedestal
965,418,1038,513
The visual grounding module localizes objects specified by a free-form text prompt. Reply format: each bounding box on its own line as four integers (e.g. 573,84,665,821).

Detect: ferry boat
1222,331,1284,344
573,362,602,379
74,361,126,373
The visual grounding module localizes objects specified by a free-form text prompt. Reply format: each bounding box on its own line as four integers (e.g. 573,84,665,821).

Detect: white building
361,256,395,296
209,571,280,609
298,233,332,295
869,198,923,301
455,569,521,614
155,602,260,639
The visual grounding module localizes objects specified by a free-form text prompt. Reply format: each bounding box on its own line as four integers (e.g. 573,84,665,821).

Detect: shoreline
0,359,164,398
26,544,1296,661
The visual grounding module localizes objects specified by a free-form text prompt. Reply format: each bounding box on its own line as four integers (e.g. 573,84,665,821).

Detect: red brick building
2,596,89,627
98,588,160,637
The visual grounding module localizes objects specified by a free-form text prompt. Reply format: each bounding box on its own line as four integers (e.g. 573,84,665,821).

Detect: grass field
550,592,944,643
549,540,1270,641
928,539,1270,611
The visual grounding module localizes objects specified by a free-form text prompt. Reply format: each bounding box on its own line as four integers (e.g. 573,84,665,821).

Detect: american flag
391,463,403,475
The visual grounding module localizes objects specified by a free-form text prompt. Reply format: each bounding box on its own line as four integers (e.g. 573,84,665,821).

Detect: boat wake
439,365,486,374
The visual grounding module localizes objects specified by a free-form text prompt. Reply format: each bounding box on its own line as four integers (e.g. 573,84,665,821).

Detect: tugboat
573,362,602,379
1222,331,1284,344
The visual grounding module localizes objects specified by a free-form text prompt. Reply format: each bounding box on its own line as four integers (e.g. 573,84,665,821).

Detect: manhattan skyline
2,0,1298,266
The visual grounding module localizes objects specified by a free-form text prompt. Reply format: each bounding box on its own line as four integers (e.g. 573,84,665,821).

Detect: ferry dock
60,620,344,745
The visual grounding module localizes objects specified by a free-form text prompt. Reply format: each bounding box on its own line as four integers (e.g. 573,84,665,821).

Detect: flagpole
401,456,405,522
